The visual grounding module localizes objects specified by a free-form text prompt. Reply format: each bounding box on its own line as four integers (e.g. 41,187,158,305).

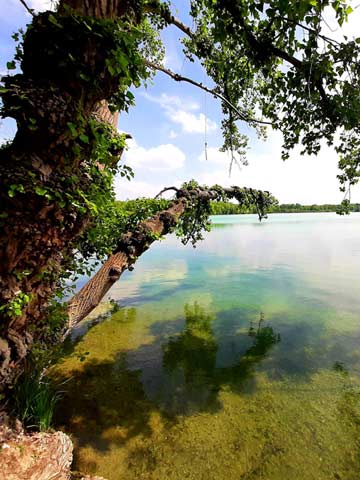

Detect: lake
53,212,360,480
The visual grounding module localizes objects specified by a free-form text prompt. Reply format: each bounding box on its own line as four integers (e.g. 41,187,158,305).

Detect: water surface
53,213,360,479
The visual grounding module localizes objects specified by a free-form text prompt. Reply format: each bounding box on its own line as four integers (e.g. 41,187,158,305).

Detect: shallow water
53,213,360,479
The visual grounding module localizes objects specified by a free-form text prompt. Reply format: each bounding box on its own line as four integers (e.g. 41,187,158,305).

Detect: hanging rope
203,70,208,161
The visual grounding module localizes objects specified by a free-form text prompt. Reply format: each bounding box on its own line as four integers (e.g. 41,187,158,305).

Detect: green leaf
48,14,63,28
67,122,77,136
79,73,90,82
6,61,16,70
79,134,89,144
35,186,47,196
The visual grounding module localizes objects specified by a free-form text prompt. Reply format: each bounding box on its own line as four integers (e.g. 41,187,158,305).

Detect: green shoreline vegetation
209,201,360,215
114,199,360,217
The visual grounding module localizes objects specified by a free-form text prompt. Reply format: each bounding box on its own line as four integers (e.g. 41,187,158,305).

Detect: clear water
53,213,360,480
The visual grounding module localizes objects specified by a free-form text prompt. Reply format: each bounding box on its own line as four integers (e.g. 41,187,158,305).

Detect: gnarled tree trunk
0,0,132,391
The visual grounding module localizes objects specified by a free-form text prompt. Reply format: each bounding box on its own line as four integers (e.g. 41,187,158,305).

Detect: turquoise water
54,213,360,479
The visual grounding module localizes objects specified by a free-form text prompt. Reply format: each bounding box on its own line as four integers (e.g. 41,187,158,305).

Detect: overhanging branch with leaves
66,182,276,330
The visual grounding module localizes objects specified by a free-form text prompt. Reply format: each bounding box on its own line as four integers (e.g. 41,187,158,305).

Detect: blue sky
2,0,360,204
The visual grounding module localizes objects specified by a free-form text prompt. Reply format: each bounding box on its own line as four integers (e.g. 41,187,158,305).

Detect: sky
1,0,360,204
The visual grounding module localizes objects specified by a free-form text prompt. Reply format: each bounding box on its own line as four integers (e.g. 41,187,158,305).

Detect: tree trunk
67,199,187,329
0,0,133,390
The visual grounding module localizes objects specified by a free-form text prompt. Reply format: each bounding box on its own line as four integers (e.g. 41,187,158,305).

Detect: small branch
144,60,273,126
18,0,35,16
145,2,194,38
283,18,342,47
154,186,179,199
168,16,193,38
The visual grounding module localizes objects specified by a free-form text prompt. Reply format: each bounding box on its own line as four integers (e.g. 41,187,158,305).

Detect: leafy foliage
0,291,30,317
76,197,170,265
184,0,360,196
174,180,276,246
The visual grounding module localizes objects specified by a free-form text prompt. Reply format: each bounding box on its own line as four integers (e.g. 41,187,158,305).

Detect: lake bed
53,213,360,479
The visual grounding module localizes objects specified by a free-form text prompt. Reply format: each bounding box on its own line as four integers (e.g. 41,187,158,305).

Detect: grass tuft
13,368,62,431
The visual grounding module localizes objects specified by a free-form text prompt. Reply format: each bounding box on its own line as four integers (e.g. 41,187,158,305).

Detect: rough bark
59,0,132,19
0,0,131,390
0,428,73,480
67,199,187,329
0,422,107,480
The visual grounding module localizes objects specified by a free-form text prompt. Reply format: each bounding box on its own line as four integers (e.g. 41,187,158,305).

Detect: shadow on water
51,298,360,478
53,304,281,455
159,305,280,415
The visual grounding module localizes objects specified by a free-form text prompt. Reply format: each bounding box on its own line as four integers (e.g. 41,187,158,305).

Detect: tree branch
18,0,35,16
66,184,274,332
283,18,342,47
154,186,179,198
144,2,194,38
234,9,330,103
144,60,273,126
66,198,187,332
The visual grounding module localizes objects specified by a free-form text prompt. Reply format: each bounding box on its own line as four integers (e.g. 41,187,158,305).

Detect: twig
18,0,35,16
284,18,342,46
154,186,179,199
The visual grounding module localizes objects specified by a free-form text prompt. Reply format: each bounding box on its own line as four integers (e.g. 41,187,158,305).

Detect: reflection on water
53,213,360,480
160,306,280,414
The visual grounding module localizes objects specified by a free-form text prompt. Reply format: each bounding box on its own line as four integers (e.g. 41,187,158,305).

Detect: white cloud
114,179,162,200
195,131,360,204
114,138,186,199
123,139,185,170
169,130,178,139
114,176,183,200
321,4,360,42
141,92,199,112
140,92,216,134
168,110,217,134
29,0,56,12
198,147,233,165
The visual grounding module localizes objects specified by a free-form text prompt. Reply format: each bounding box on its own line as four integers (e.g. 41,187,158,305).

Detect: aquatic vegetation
52,214,360,479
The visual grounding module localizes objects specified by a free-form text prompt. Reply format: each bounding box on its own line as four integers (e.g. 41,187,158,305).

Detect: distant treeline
210,201,360,215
